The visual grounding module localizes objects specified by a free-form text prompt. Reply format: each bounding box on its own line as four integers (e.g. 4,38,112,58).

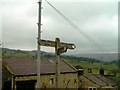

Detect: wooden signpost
38,38,76,88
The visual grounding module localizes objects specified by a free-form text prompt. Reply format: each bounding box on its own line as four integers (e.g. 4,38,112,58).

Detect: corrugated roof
84,73,107,87
95,74,117,86
3,58,77,76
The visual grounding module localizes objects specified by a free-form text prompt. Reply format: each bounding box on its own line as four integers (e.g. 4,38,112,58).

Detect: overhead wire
44,0,110,54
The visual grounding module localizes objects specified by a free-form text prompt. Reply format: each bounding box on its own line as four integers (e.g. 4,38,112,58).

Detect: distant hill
1,48,118,65
76,53,118,62
1,48,54,59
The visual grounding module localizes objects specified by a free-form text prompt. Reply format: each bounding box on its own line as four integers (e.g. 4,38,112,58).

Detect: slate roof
95,74,117,86
84,73,107,87
84,73,117,87
3,58,77,76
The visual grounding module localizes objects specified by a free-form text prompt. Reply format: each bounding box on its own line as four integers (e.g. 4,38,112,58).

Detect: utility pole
37,0,42,89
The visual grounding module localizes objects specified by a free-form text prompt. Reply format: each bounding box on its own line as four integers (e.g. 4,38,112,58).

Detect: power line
44,0,110,54
0,43,3,47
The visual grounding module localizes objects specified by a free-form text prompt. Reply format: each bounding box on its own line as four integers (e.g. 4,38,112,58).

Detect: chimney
75,65,84,75
88,68,92,73
99,68,104,75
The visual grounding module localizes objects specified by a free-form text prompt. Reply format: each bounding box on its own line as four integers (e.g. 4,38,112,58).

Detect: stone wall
15,73,78,89
2,64,12,83
78,75,99,88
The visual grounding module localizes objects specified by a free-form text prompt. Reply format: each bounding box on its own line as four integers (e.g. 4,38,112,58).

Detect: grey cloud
2,1,118,54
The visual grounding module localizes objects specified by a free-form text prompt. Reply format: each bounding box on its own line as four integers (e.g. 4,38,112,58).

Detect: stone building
77,67,118,90
2,58,118,90
2,58,78,90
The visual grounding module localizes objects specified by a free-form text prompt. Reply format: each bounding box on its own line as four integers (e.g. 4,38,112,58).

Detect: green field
66,59,119,85
67,59,118,74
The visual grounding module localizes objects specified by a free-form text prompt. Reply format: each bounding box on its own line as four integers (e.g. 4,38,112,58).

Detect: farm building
2,58,78,90
77,67,118,90
2,58,118,90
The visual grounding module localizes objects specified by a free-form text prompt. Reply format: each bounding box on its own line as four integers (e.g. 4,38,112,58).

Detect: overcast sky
1,0,119,54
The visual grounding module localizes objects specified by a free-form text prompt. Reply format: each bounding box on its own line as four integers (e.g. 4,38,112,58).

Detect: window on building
74,79,77,83
88,88,92,90
80,80,83,82
88,87,97,90
93,88,97,90
50,78,54,84
63,80,65,83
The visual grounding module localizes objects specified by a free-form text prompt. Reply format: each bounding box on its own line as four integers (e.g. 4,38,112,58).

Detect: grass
66,59,120,83
2,52,33,59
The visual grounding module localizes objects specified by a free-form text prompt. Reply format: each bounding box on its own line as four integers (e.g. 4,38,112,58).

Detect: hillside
76,53,118,62
1,48,119,65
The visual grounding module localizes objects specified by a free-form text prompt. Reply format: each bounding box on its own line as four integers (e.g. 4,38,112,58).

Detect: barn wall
2,64,12,82
15,73,78,88
59,73,78,88
2,64,13,90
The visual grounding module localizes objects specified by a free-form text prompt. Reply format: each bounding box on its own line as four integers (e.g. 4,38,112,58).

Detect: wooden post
11,75,15,90
55,38,60,88
14,82,16,90
11,76,14,90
